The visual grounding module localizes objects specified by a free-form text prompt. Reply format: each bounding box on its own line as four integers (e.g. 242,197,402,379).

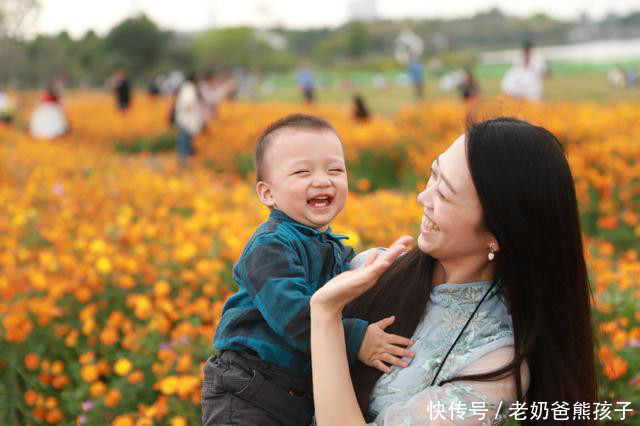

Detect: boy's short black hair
254,113,337,182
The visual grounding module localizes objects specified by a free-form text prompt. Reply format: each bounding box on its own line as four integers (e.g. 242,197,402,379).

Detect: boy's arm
342,318,368,364
239,233,366,360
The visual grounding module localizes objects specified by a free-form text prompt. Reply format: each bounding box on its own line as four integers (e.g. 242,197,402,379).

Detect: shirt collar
269,209,349,242
430,280,499,307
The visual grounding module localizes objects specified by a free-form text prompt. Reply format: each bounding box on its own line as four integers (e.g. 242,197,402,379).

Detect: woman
310,117,596,425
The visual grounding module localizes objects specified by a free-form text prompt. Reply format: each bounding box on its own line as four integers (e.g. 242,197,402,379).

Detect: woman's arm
311,308,364,426
310,237,413,426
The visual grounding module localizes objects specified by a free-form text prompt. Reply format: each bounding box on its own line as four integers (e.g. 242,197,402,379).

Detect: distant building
348,0,378,22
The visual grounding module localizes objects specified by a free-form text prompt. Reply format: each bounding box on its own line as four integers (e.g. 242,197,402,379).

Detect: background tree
103,14,168,78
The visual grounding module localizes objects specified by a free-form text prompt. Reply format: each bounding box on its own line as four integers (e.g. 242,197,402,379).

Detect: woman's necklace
430,280,498,386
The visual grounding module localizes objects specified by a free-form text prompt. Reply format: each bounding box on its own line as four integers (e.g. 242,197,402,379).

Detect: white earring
488,243,497,261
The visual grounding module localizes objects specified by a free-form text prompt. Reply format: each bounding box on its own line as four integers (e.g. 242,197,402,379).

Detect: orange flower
603,355,628,380
51,360,64,375
24,389,38,406
113,415,135,426
79,352,94,364
104,388,122,407
89,381,106,397
52,374,70,389
598,215,618,230
81,364,99,382
154,280,172,298
24,353,40,370
128,369,145,385
45,408,63,424
99,327,119,345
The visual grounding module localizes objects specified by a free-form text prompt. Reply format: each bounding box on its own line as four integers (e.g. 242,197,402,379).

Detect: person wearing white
175,74,204,168
501,41,548,102
29,87,68,139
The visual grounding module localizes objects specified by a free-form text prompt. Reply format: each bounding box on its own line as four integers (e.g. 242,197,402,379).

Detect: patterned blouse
366,280,529,425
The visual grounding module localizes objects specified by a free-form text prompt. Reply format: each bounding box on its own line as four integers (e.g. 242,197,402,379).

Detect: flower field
0,93,639,425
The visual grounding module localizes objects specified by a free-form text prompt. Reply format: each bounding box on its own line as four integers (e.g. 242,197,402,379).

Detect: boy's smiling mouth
307,194,334,209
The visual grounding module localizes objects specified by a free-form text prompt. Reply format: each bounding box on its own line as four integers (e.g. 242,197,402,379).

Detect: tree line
1,8,640,88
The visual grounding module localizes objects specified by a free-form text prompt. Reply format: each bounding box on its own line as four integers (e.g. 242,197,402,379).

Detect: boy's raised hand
357,315,414,374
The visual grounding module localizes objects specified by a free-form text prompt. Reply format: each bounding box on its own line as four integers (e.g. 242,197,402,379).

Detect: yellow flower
113,414,135,426
96,256,112,274
114,358,133,376
154,280,172,298
158,376,178,395
171,416,187,426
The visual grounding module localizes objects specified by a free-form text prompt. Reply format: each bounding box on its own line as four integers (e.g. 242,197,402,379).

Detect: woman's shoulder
349,247,388,270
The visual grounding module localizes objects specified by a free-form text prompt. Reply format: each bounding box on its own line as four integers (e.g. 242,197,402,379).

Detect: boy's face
257,128,348,231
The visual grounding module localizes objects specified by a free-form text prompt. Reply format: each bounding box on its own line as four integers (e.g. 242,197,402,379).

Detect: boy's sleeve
342,318,368,364
234,232,316,354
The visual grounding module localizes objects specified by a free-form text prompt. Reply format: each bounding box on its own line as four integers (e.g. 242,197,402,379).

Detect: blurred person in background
111,67,132,113
353,95,371,122
408,56,425,100
0,91,15,124
174,72,204,169
29,83,69,139
501,40,548,102
459,67,480,102
199,70,236,123
297,60,316,104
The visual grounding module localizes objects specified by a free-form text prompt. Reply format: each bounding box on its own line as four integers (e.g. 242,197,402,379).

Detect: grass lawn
260,61,640,114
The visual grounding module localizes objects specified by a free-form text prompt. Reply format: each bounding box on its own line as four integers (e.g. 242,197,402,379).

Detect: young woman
310,117,596,425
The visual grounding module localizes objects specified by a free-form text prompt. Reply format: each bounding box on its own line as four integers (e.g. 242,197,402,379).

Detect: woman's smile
420,215,440,234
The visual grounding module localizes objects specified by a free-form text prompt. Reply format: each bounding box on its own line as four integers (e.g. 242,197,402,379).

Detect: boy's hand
357,316,414,374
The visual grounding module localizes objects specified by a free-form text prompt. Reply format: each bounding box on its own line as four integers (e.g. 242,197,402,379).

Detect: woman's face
416,134,494,261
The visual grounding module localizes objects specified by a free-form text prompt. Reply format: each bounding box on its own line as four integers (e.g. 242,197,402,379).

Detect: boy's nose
311,176,331,187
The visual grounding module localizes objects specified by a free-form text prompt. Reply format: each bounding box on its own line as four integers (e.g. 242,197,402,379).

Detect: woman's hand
310,236,413,317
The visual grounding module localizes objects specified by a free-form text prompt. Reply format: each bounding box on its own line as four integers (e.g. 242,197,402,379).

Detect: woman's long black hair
344,117,596,424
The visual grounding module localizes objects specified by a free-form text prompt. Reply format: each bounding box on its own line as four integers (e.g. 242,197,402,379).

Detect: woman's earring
488,243,497,261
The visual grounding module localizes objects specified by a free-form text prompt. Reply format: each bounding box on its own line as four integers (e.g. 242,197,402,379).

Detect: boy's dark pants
201,350,314,426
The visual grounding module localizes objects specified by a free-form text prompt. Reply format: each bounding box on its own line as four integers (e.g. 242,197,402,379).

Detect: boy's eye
329,168,344,173
293,170,309,175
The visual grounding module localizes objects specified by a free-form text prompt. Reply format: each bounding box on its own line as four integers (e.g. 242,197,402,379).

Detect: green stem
8,349,18,426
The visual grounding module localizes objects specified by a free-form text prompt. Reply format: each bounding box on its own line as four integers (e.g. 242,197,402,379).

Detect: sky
34,0,640,39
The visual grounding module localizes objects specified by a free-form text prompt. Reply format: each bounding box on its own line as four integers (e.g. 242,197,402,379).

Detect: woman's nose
417,187,432,209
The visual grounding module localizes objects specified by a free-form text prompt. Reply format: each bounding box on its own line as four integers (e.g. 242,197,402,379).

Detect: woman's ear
256,181,275,208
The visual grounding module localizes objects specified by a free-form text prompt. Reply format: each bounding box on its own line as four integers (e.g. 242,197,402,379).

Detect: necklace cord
430,280,498,387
